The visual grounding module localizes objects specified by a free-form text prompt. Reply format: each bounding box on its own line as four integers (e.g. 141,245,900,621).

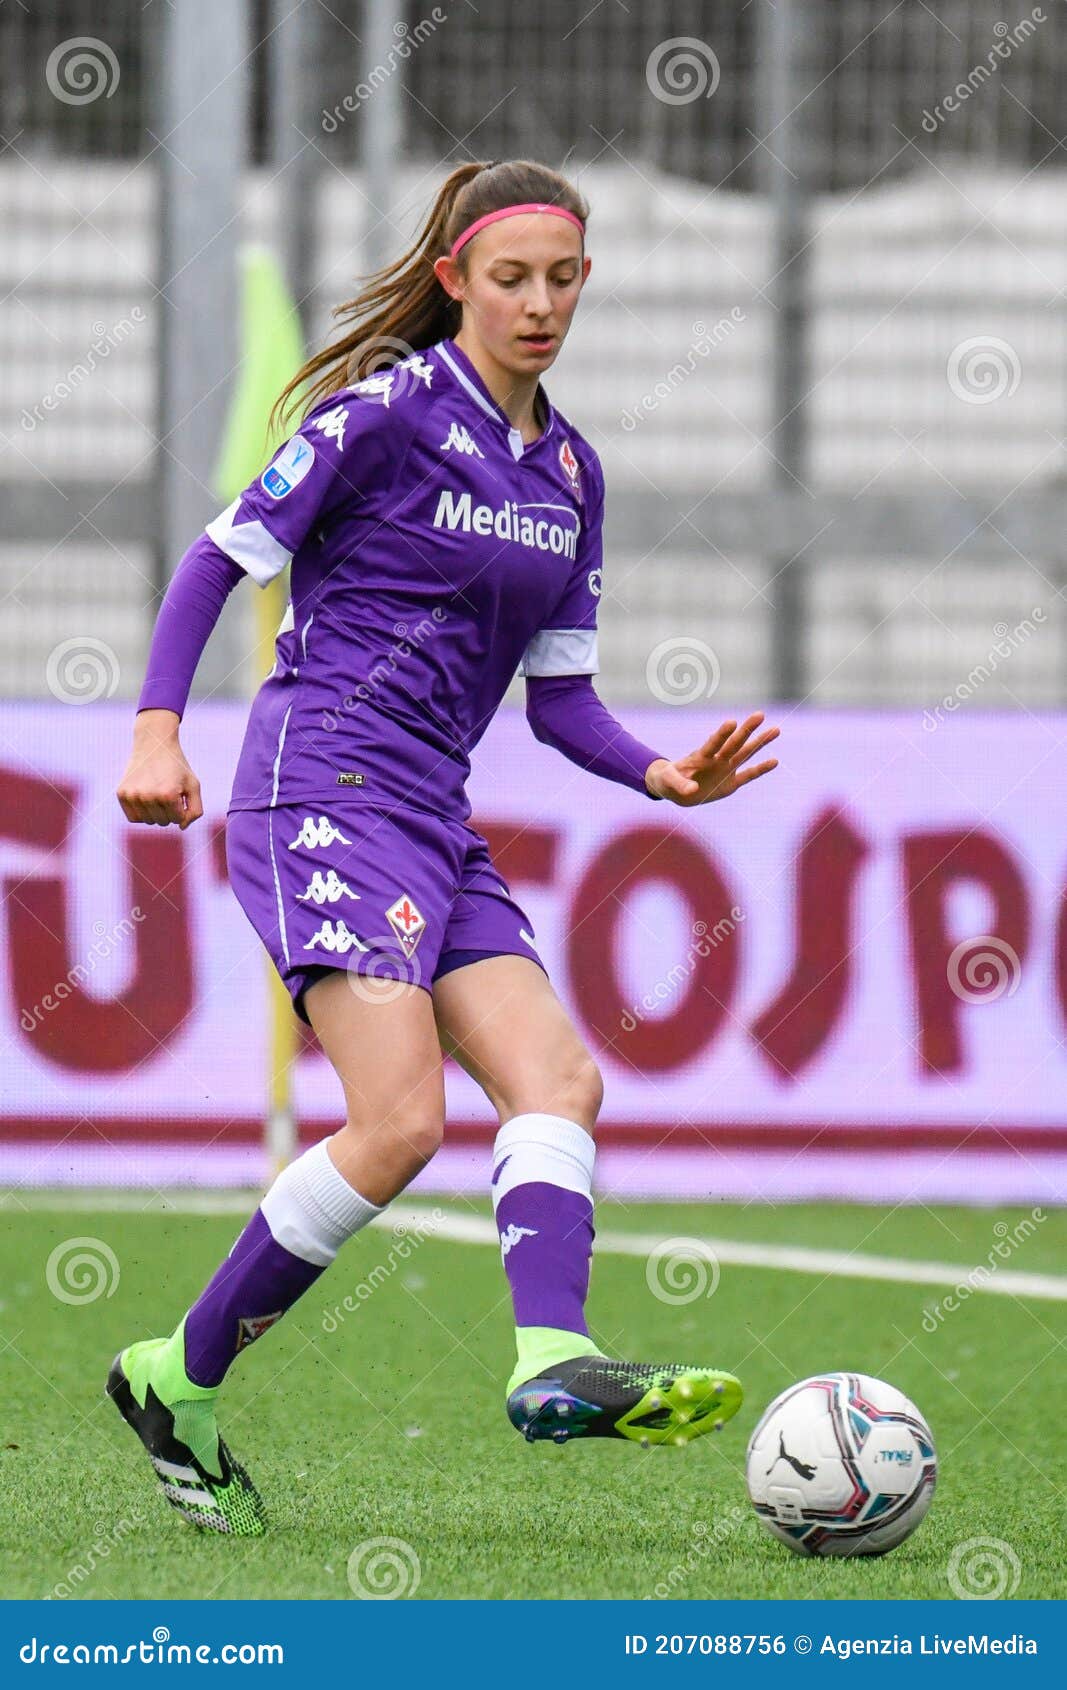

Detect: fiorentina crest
235,1312,283,1352
559,437,582,503
386,892,426,954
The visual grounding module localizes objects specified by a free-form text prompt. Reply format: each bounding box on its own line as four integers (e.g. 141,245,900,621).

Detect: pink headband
450,202,585,260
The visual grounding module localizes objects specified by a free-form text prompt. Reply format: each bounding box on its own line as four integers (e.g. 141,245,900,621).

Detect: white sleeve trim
520,627,599,677
205,498,293,587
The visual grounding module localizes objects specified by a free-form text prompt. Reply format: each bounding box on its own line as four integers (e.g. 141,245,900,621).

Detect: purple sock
492,1114,598,1350
179,1139,384,1388
495,1181,594,1333
183,1209,325,1387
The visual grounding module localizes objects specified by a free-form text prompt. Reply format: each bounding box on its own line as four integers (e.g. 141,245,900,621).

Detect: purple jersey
206,337,604,820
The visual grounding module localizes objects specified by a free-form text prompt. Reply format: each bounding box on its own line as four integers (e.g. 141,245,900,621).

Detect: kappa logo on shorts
304,919,368,955
287,815,352,850
296,870,360,906
235,1311,283,1351
386,893,426,955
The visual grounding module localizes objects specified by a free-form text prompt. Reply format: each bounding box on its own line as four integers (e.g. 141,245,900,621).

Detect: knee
335,1105,444,1170
569,1054,605,1131
395,1111,445,1167
506,1052,603,1134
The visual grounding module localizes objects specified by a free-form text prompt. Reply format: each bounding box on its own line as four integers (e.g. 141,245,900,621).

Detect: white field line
4,1189,1066,1301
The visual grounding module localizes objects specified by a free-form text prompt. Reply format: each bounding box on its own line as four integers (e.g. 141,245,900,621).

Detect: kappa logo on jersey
235,1311,283,1351
353,353,434,408
310,403,350,453
587,568,602,598
287,815,353,851
500,1223,539,1259
432,490,580,559
559,437,583,503
386,892,426,954
439,420,485,458
296,869,361,906
350,373,394,404
397,352,434,392
261,436,315,499
304,918,368,955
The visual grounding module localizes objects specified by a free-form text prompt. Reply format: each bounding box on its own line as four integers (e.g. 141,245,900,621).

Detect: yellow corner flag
213,244,308,1177
214,242,307,498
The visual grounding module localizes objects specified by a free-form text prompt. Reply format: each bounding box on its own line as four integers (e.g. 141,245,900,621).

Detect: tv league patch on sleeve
261,435,316,499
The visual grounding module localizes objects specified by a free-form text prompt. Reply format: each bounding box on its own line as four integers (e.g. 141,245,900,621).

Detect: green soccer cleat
507,1355,743,1447
106,1332,266,1537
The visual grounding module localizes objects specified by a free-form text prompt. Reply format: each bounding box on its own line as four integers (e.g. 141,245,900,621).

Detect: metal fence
2,0,1065,709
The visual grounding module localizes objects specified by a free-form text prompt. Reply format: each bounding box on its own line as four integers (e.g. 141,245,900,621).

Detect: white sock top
261,1137,384,1266
491,1112,596,1209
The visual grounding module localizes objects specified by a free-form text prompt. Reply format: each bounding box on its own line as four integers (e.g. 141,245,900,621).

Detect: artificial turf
1,1195,1063,1600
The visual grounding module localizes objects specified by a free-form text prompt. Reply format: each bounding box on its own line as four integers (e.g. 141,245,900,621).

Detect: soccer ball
745,1372,936,1557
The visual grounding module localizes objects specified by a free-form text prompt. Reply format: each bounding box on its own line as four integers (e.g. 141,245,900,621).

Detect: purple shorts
226,802,544,1022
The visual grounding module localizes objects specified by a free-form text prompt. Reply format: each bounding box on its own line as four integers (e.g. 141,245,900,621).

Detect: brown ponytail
269,158,589,436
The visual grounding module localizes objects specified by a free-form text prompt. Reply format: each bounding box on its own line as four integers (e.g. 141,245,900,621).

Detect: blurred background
4,0,1065,703
1,0,1064,1203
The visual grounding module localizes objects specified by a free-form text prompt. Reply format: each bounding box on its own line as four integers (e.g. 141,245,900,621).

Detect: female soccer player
110,159,780,1536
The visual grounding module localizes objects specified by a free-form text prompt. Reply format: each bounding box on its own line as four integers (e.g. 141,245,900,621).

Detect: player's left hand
644,712,780,805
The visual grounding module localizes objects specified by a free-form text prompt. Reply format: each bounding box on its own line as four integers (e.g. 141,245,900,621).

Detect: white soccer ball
745,1372,937,1557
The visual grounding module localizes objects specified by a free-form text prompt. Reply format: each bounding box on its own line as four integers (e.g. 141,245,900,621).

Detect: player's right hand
117,709,204,830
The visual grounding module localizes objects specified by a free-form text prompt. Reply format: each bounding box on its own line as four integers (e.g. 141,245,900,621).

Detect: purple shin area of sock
495,1181,593,1335
183,1208,325,1387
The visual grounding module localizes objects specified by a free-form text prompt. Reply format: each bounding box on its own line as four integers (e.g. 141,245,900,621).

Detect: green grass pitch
2,1195,1064,1600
